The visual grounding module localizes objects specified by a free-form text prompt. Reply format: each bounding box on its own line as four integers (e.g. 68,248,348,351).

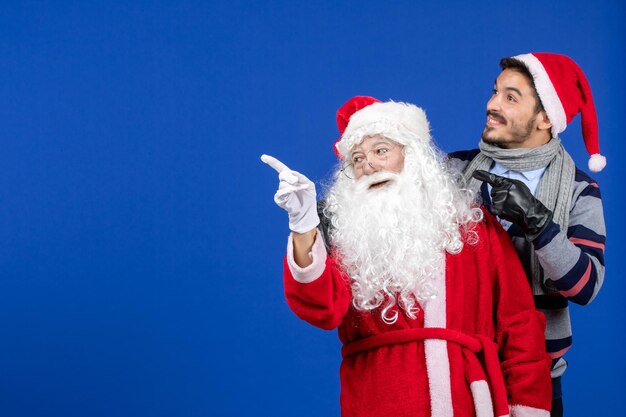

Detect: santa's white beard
325,149,480,324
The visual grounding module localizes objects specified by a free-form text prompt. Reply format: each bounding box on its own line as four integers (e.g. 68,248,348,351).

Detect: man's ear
537,111,552,132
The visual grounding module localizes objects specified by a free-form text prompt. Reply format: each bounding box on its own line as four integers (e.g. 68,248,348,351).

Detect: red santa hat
511,52,606,172
333,96,431,159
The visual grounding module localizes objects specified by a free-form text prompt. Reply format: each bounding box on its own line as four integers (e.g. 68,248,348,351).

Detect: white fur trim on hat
513,53,567,136
335,101,431,158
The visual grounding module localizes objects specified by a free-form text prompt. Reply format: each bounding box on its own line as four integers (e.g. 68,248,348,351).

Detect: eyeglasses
340,142,399,179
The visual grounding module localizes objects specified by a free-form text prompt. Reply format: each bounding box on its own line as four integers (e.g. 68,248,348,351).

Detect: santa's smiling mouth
369,180,391,189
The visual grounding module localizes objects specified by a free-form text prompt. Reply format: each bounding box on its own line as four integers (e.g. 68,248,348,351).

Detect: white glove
261,154,320,233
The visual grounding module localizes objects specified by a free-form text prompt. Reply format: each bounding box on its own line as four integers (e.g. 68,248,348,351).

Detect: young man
448,53,607,417
262,96,552,417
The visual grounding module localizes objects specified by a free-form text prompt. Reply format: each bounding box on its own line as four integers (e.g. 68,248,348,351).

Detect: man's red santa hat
333,96,432,159
511,52,606,172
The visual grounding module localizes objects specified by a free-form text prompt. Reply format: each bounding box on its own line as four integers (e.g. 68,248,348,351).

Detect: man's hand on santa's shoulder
472,170,553,240
261,154,320,234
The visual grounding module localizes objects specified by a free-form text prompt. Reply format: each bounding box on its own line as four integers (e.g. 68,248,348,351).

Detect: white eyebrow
351,138,395,154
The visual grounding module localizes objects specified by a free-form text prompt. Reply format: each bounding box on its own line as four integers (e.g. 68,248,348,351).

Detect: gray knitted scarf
462,138,576,294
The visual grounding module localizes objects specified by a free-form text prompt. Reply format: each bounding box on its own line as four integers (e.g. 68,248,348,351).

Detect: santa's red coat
283,211,552,417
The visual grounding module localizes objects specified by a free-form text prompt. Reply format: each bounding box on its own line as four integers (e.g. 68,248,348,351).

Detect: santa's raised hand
261,154,320,233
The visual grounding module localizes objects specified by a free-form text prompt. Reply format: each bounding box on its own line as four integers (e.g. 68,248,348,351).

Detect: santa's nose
361,158,380,175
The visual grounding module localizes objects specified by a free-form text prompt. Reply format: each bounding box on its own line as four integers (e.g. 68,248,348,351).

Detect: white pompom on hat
511,52,606,172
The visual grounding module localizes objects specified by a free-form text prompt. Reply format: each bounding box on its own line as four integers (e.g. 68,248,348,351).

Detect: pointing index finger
472,169,502,186
260,154,291,173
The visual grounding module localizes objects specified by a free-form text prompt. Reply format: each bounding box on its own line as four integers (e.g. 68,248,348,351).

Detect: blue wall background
0,1,623,416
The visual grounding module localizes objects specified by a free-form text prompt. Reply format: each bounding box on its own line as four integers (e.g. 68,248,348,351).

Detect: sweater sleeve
533,178,606,305
283,230,351,331
485,212,552,415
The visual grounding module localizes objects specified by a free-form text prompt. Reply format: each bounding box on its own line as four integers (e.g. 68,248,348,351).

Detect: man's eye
376,148,390,156
492,88,498,96
507,95,517,102
352,155,364,163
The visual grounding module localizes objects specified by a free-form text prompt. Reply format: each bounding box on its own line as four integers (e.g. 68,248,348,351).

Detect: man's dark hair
500,57,545,114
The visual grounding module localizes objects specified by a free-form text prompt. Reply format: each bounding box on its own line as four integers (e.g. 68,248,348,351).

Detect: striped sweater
447,149,606,378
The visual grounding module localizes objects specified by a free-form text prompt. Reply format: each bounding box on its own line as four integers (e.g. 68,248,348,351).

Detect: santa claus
262,96,552,417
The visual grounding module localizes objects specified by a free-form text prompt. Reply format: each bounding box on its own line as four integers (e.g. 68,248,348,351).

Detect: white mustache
354,171,401,193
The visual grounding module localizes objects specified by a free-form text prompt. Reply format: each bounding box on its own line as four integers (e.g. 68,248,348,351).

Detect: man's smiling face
482,68,552,149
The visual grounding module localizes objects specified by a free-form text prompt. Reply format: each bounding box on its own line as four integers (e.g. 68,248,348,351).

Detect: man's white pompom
588,153,607,173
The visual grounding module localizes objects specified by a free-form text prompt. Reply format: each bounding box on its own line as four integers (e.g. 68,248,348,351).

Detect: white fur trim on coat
423,255,453,417
470,380,495,417
286,229,327,283
335,101,431,158
509,404,550,417
513,53,567,136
